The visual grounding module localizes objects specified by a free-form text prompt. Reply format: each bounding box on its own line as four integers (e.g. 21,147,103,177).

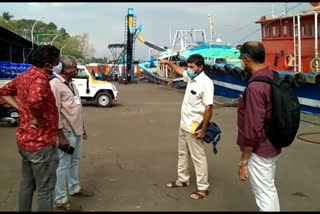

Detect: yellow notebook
190,121,200,134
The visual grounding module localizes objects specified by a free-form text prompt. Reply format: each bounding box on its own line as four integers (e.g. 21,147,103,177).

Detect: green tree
1,11,13,21
0,16,95,61
48,22,57,30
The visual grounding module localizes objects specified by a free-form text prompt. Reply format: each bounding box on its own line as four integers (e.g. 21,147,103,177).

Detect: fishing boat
204,2,320,115
139,27,242,89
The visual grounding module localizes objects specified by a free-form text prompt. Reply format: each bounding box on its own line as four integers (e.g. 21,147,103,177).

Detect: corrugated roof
0,25,38,48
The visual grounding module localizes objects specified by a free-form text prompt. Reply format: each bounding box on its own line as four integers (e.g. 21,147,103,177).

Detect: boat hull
207,69,320,115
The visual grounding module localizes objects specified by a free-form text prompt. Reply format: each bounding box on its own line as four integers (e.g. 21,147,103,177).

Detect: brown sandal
166,180,190,188
190,190,209,200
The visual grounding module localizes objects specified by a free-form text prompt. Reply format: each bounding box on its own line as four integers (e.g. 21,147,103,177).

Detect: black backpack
244,71,300,148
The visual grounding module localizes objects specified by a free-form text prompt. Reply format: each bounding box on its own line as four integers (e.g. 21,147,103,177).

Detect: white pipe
60,44,67,55
51,34,59,45
316,12,319,73
298,15,302,73
31,17,44,50
170,31,178,56
169,27,172,47
315,12,318,58
293,16,296,72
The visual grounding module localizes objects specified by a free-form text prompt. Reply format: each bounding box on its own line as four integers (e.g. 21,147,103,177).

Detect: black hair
187,54,205,67
240,42,265,64
31,45,60,68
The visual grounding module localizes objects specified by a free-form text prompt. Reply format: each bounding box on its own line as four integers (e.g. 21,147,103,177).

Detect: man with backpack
236,41,300,211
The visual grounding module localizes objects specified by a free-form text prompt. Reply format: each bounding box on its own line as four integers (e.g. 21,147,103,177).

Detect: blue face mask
187,69,197,79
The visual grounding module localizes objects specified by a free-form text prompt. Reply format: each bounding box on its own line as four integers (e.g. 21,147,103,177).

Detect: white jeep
73,65,118,107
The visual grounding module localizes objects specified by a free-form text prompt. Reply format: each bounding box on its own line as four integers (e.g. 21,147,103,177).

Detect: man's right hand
58,136,69,149
30,117,44,130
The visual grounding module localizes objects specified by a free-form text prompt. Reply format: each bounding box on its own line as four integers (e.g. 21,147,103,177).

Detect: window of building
278,26,281,37
263,26,266,38
272,26,276,37
283,25,287,37
289,26,293,37
309,24,313,36
268,26,271,38
302,24,306,36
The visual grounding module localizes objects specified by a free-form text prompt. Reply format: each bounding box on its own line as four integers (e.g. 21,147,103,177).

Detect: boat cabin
255,3,320,74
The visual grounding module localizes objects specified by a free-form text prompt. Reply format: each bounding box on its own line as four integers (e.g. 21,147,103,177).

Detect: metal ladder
293,15,301,73
132,15,136,62
124,16,128,66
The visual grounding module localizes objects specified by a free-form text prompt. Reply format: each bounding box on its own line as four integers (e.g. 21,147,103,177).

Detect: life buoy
284,54,294,68
309,57,320,74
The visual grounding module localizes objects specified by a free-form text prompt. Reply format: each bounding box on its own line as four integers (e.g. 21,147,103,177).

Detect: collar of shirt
191,71,206,83
32,65,50,80
249,66,270,81
56,74,71,85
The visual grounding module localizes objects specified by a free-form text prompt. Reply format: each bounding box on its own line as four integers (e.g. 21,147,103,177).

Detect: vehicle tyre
95,92,112,107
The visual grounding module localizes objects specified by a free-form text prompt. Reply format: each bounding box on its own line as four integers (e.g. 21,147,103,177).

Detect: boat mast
315,11,319,73
208,14,214,45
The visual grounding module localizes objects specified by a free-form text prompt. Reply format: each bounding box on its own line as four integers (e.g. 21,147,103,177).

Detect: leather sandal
190,190,209,200
166,180,190,188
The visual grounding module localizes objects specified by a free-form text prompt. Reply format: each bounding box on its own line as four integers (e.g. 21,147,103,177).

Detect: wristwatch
239,161,248,167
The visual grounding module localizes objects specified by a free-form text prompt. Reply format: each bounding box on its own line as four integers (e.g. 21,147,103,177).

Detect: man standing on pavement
50,55,93,211
237,41,281,211
159,54,214,200
0,45,60,211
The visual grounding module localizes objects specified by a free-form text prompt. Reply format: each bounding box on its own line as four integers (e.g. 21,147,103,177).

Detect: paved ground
0,82,320,211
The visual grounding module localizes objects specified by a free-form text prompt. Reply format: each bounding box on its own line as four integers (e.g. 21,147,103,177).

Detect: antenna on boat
272,4,275,18
284,3,288,16
169,26,172,47
208,14,214,45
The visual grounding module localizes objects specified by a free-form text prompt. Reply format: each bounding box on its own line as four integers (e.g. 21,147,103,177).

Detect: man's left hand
194,129,206,139
83,131,87,140
238,166,249,182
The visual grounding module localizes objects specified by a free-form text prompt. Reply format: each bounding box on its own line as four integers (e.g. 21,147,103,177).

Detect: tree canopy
0,12,97,63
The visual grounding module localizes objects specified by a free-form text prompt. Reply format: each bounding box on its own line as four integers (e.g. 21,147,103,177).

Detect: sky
0,2,312,61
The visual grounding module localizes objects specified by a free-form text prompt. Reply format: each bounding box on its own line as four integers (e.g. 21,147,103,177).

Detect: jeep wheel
95,92,112,107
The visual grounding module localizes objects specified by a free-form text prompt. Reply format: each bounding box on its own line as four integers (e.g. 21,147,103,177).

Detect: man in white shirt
50,56,93,211
159,54,214,200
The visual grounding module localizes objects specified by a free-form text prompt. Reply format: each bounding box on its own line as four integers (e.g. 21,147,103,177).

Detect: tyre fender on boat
224,64,233,74
315,74,320,87
294,72,306,88
232,67,242,78
284,54,295,68
212,64,220,71
217,64,225,72
309,57,320,74
240,69,249,80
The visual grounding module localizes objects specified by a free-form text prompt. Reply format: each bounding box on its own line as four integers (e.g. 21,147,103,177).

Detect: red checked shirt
0,66,58,152
237,67,281,158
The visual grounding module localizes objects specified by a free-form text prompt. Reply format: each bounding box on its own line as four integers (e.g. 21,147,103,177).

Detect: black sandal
166,180,190,188
190,190,209,200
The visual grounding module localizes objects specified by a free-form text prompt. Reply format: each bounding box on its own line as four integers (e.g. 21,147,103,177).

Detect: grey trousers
18,145,59,211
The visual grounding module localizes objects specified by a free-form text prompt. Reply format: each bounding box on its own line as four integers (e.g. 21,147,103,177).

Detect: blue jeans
55,131,82,204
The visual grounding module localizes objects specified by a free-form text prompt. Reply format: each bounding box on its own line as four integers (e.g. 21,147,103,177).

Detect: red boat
205,3,320,114
256,2,320,83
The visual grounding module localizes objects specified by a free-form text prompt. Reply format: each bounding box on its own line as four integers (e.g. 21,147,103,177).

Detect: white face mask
52,62,63,75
